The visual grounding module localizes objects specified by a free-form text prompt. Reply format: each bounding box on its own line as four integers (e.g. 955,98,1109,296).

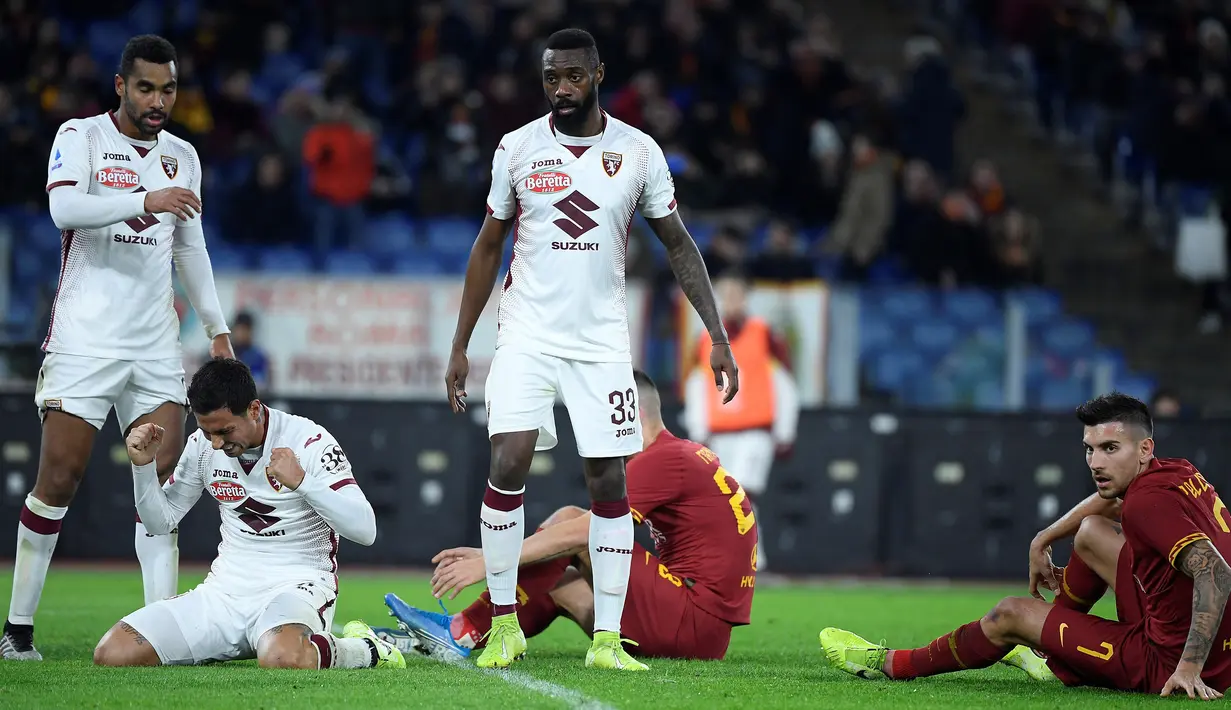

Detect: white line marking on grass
436,653,617,710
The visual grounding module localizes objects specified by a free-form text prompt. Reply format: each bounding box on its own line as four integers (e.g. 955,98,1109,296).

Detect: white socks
480,483,525,612
135,520,179,605
8,495,67,625
590,499,633,635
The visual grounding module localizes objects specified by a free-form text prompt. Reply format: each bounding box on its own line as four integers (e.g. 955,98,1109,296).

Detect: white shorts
34,352,187,431
484,349,642,458
121,578,337,665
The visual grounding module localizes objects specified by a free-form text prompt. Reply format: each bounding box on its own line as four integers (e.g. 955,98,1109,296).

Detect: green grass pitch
0,567,1172,708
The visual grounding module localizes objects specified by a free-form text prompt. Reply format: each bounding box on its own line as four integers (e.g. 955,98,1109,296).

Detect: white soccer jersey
134,406,375,593
43,112,203,360
487,112,677,362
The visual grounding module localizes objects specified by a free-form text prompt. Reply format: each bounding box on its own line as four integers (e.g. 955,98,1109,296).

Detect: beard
551,87,599,135
125,97,167,139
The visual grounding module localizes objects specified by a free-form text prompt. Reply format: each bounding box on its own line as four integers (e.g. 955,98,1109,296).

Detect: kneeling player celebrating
93,358,403,669
386,371,756,664
820,394,1231,699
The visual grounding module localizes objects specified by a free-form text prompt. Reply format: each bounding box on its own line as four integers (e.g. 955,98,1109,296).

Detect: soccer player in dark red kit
821,393,1231,700
386,370,757,663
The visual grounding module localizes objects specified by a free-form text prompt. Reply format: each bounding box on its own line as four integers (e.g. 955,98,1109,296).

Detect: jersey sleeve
486,139,516,220
132,434,206,535
293,429,377,545
638,140,677,219
46,122,91,192
626,447,683,524
1125,486,1209,568
175,143,203,228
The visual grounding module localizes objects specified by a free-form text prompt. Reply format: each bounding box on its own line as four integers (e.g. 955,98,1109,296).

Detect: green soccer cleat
475,613,527,669
584,631,649,671
343,619,407,669
999,644,1057,681
819,627,888,679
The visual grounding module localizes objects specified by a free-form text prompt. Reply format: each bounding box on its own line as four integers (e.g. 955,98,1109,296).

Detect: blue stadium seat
1041,320,1096,356
1039,378,1089,412
208,248,249,273
325,251,376,275
258,247,314,274
873,288,933,323
974,379,1005,411
910,319,960,355
1178,185,1213,217
1113,374,1156,402
906,375,958,408
869,348,927,392
362,216,416,256
941,289,999,325
391,256,448,276
426,219,480,255
1009,288,1062,326
858,311,896,359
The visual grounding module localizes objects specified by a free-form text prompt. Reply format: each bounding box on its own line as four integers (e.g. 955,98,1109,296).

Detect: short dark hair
188,358,258,415
545,28,599,68
119,35,177,79
1075,392,1153,439
632,369,657,393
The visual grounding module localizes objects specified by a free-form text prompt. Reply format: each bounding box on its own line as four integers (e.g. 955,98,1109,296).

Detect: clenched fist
126,423,165,466
266,447,305,491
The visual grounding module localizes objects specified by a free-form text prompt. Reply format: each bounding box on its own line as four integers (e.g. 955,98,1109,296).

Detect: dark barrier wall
0,393,1224,580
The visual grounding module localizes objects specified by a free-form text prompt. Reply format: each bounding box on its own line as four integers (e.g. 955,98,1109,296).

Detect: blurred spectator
225,153,304,246
823,133,896,281
1151,388,1184,418
230,311,271,393
302,94,375,256
989,209,1043,287
896,35,965,179
749,221,816,283
968,160,1009,219
703,227,747,278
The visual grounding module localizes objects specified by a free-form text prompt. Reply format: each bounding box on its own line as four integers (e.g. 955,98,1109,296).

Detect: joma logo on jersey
212,469,238,480
594,546,632,555
525,170,571,194
531,158,563,170
114,234,157,246
102,152,131,161
209,481,247,502
551,241,598,251
96,167,140,189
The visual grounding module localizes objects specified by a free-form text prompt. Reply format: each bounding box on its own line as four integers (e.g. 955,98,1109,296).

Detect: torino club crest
602,151,622,177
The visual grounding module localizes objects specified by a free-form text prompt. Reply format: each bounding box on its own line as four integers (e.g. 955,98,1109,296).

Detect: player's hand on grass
431,547,484,599
445,348,469,413
1161,663,1223,700
266,447,306,491
126,423,164,467
1028,539,1060,599
210,333,235,360
711,341,740,404
143,187,201,222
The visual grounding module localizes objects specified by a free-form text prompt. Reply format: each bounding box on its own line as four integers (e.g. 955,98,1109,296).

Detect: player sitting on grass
820,393,1231,700
384,370,756,665
92,358,403,670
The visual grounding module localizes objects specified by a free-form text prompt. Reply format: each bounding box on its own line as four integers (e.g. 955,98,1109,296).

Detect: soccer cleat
999,644,1057,681
585,631,649,671
370,626,424,657
342,620,406,669
0,622,42,661
475,613,526,669
819,627,888,679
384,592,471,660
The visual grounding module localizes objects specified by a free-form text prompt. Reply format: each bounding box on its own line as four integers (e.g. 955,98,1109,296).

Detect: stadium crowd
0,0,1046,292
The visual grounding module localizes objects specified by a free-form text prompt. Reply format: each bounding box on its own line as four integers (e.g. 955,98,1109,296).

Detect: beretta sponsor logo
525,170,571,194
209,480,247,503
96,166,140,189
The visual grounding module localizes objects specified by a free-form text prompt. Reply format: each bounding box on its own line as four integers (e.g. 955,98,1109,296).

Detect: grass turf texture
0,568,1168,708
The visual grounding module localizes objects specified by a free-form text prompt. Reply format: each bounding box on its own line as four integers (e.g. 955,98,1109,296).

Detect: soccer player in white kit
444,28,739,671
92,358,404,670
2,36,234,661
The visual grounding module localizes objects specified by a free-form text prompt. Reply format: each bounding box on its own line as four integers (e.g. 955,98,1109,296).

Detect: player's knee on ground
581,457,626,501
256,625,319,669
540,505,586,529
489,432,537,491
32,412,95,506
93,622,161,667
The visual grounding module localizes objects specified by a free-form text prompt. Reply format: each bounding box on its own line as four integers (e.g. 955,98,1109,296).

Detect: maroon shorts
1041,546,1171,692
620,543,733,660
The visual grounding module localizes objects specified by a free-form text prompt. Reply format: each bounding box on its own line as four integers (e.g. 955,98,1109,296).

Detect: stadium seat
1177,184,1213,217
872,287,933,323
362,216,416,256
869,348,928,392
910,319,960,355
391,256,448,276
257,247,314,274
973,378,1005,411
426,219,481,255
940,289,999,325
857,311,896,359
325,251,376,275
1113,373,1157,402
1039,378,1089,412
208,248,248,273
1041,320,1096,357
1009,288,1062,326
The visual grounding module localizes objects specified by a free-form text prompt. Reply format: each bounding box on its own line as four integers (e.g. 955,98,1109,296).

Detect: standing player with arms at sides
444,28,738,671
820,393,1231,700
3,35,233,661
386,370,757,662
93,358,403,670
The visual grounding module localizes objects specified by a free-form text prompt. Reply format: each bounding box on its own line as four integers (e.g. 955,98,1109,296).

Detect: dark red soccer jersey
625,429,758,626
1122,457,1231,680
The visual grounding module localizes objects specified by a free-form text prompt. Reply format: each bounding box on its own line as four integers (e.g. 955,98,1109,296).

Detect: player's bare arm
430,510,591,600
446,215,513,412
1162,540,1231,699
1029,492,1122,597
647,212,739,403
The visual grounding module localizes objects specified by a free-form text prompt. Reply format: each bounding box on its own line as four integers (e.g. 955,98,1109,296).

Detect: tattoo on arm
648,214,725,340
1176,540,1231,667
120,622,148,647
